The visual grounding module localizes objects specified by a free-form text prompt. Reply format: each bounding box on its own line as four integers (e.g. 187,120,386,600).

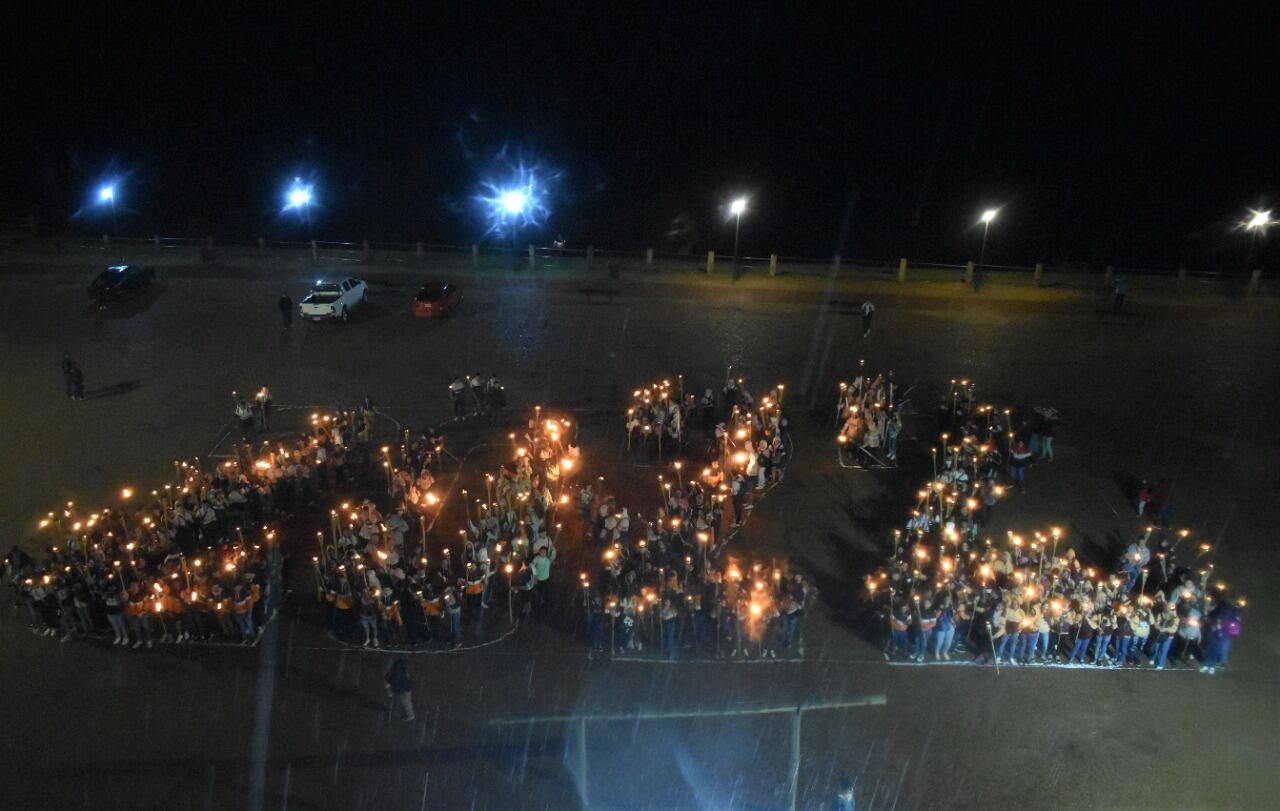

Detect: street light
285,178,314,238
96,183,120,259
729,197,747,275
501,190,527,216
1243,208,1272,276
977,207,999,276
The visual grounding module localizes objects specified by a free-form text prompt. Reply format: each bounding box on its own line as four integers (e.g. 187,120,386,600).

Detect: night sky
3,3,1275,270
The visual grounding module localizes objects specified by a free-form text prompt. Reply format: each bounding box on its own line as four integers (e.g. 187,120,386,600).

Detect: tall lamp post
286,179,314,239
977,208,998,275
98,184,120,261
1244,208,1272,273
730,197,747,275
502,190,527,266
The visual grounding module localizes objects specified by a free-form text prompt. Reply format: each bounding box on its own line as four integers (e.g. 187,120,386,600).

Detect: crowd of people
584,373,809,658
315,404,574,649
447,373,505,419
867,382,1245,673
4,392,416,648
835,364,903,465
6,462,283,648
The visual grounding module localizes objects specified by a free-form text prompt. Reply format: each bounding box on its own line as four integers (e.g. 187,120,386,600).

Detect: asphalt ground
1,262,1278,810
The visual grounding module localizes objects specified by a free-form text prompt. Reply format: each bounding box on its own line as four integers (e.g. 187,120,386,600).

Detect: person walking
1112,277,1128,314
831,776,856,811
69,364,85,401
384,659,415,721
60,352,75,399
235,398,255,441
860,299,875,338
278,293,293,328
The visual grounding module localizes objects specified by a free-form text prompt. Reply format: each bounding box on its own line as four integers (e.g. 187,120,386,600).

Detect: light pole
286,179,314,239
1244,208,1272,274
977,208,999,275
500,189,527,268
98,185,120,261
730,197,747,276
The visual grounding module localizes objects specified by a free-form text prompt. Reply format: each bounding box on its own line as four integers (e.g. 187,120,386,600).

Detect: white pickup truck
299,277,368,322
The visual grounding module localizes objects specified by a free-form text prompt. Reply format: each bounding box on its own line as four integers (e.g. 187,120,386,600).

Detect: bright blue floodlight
285,179,313,210
98,185,116,203
501,190,527,214
475,155,560,239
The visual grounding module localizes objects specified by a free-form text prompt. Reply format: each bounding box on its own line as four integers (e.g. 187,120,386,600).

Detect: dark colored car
413,282,462,318
88,265,155,304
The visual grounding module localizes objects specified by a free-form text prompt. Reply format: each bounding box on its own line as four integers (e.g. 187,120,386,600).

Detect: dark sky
2,2,1275,269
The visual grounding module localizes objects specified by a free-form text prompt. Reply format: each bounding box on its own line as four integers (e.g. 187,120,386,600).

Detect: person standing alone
831,776,856,811
60,352,75,399
860,299,875,338
384,658,415,721
278,293,293,328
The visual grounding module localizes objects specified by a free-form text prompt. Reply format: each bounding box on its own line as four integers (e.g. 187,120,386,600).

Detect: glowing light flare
1245,208,1273,232
475,158,560,237
284,178,313,210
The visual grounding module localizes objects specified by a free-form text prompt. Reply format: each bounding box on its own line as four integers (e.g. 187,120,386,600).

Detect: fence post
898,257,908,283
311,240,318,263
361,239,370,261
586,245,595,268
416,241,424,262
258,237,265,253
528,244,536,270
102,234,110,249
706,251,715,274
768,254,778,276
1246,269,1262,297
154,235,161,252
965,260,975,288
471,244,480,267
1033,262,1043,287
1103,265,1114,287
1176,266,1187,290
645,247,654,266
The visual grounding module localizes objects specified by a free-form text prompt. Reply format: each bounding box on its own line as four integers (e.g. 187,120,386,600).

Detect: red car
413,282,462,318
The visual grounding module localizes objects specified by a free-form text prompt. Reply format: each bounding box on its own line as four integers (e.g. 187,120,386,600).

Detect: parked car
88,265,155,305
299,277,368,322
413,282,462,318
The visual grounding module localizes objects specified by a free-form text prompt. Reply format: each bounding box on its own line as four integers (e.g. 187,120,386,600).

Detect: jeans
1093,634,1112,663
1122,567,1139,592
107,612,127,639
1203,634,1232,667
235,612,256,640
996,632,1020,660
1032,630,1050,658
1130,635,1149,662
1113,636,1132,663
1009,465,1027,490
914,630,932,659
1151,636,1174,667
663,618,678,659
931,625,955,657
783,612,801,647
889,630,909,656
449,611,462,644
1041,437,1053,460
1068,636,1090,663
